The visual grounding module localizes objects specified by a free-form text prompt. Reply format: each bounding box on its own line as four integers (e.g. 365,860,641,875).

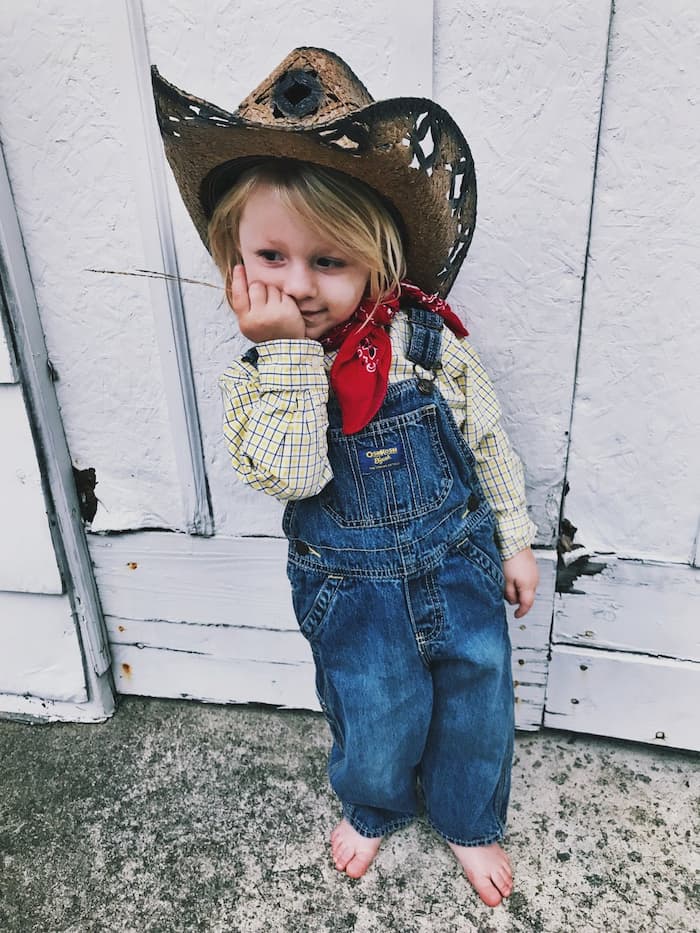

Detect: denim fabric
283,310,514,846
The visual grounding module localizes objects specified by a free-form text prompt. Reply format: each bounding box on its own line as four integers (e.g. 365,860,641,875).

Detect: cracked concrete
0,697,697,932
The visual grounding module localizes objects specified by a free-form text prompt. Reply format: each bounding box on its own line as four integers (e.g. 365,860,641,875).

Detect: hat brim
152,67,476,296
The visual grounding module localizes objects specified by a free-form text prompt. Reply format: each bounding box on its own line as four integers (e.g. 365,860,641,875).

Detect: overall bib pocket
321,404,453,527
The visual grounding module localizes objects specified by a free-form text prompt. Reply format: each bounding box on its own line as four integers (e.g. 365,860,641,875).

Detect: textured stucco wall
434,0,610,547
2,1,697,563
141,0,435,537
0,1,182,531
142,0,610,543
564,0,700,563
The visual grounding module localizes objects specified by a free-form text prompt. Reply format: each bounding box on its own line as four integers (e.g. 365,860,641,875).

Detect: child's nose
284,262,317,301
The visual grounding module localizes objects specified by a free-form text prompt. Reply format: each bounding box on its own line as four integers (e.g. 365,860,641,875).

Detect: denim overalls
283,307,515,847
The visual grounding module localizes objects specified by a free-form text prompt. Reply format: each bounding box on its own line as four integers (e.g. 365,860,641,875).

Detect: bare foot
447,841,513,907
330,819,383,879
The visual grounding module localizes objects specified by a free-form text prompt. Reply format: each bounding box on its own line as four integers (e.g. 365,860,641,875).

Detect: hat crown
236,47,374,127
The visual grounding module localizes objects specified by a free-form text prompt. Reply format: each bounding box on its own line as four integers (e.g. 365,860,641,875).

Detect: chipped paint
556,517,607,594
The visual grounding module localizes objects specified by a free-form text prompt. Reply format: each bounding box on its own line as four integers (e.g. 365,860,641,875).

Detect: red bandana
319,281,468,435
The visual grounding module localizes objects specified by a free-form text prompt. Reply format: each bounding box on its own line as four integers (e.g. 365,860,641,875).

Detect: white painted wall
137,0,438,538
565,0,700,564
2,0,694,561
0,1,182,532
435,0,611,550
134,0,610,544
1,0,698,738
1,260,62,596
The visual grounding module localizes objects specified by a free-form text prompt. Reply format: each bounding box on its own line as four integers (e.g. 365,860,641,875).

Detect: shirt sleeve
449,338,538,559
218,339,333,500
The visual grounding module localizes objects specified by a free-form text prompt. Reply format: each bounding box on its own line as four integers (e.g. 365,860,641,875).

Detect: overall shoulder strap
404,306,444,370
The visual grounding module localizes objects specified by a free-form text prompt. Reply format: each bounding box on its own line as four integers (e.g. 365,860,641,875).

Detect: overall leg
412,535,515,903
297,572,433,837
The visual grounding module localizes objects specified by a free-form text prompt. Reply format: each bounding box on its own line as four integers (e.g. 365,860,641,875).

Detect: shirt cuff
496,517,538,560
255,339,328,392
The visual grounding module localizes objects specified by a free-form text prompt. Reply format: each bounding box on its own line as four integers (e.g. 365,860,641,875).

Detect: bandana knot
319,281,468,434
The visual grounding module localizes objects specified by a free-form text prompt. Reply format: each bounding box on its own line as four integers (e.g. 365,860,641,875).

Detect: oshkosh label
358,441,405,473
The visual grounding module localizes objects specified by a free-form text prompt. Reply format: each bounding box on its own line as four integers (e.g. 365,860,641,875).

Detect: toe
494,866,513,895
476,877,503,908
345,852,373,879
464,870,504,907
332,842,353,871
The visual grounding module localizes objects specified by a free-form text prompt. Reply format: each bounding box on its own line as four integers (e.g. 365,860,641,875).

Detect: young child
152,48,539,908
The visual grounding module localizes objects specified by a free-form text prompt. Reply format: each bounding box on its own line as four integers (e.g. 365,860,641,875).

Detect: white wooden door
87,0,594,730
544,0,700,750
2,1,696,746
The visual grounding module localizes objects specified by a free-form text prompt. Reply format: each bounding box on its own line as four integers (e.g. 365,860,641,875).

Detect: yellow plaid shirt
220,312,536,559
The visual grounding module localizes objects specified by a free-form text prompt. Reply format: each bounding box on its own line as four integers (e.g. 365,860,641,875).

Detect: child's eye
257,250,283,262
316,256,346,269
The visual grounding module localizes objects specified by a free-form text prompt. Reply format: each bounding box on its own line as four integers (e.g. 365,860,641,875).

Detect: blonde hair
207,159,406,302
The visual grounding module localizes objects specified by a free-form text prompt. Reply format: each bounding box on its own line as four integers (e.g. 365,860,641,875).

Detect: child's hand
226,264,306,342
502,547,539,618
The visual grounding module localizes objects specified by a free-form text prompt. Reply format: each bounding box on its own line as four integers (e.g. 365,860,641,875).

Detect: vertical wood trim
114,0,214,535
558,0,615,530
0,144,114,720
0,299,17,382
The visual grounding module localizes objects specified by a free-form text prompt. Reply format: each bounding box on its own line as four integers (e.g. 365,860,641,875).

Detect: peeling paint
73,467,98,523
556,517,607,594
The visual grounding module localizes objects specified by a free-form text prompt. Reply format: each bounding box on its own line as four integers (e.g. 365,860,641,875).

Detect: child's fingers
504,578,518,607
247,280,269,311
513,583,536,619
227,264,250,316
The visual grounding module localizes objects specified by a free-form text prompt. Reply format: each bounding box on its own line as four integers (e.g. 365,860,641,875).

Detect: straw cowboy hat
152,47,476,297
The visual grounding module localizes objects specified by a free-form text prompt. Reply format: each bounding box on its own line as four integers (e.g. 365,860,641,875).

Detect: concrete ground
0,697,697,933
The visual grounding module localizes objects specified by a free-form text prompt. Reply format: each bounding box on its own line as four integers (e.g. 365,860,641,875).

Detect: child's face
237,184,370,338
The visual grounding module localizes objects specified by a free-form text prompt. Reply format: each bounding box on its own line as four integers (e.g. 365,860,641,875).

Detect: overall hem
342,803,415,839
426,815,506,848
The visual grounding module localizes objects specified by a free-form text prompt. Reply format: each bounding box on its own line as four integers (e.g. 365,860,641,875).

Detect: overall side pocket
289,570,344,642
454,517,506,594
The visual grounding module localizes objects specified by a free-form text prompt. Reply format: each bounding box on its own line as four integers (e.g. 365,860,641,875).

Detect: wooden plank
0,386,62,593
0,592,87,702
385,0,433,97
111,636,542,731
106,615,314,666
89,533,295,629
90,531,555,641
554,558,700,662
0,692,110,724
108,0,214,535
98,539,555,730
112,644,318,710
544,645,700,751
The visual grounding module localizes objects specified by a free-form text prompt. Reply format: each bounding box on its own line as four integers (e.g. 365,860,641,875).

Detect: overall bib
283,307,515,847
